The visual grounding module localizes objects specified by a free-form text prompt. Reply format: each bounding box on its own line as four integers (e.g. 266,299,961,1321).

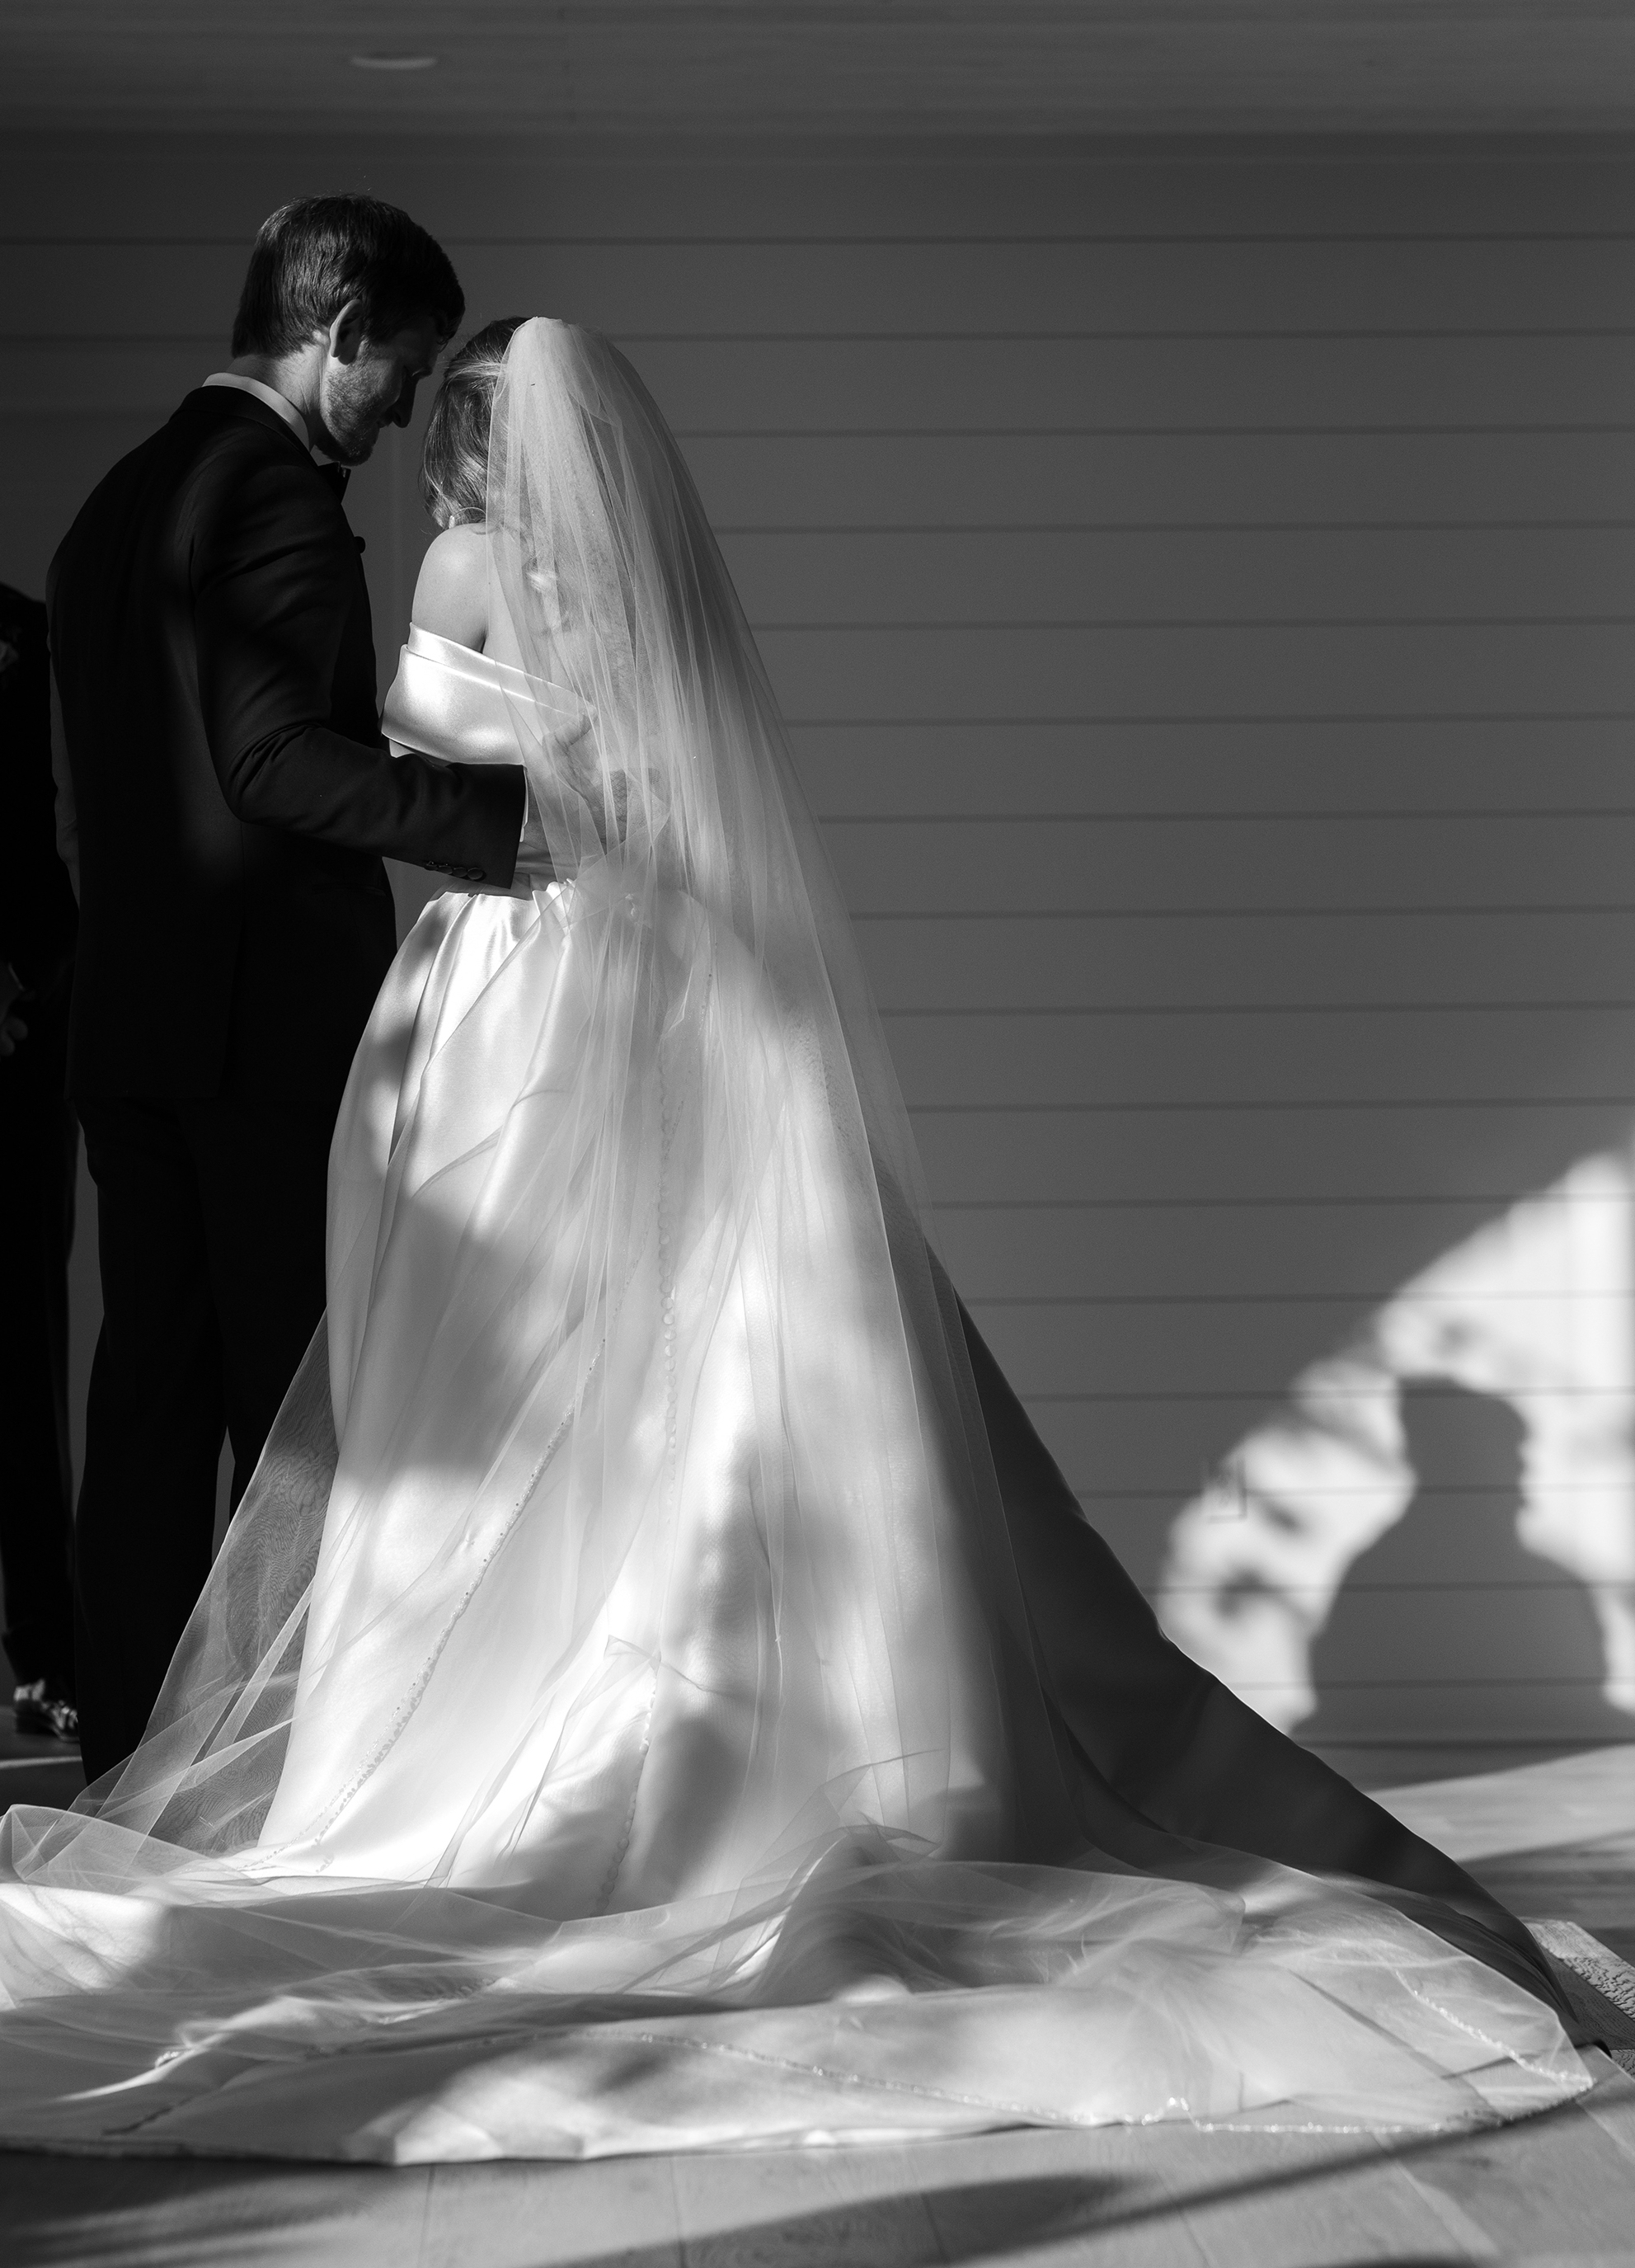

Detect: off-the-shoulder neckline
402,622,576,708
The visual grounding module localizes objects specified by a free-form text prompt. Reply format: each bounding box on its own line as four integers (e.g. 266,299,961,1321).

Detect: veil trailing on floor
0,322,1586,2157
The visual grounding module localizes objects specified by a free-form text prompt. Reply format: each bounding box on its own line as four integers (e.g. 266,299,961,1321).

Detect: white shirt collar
203,372,313,450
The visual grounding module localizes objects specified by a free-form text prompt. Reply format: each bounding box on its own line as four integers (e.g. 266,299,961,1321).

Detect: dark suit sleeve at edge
193,449,524,885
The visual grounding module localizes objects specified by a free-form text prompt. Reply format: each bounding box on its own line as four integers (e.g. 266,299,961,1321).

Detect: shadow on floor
6,2089,1624,2268
0,2153,1394,2268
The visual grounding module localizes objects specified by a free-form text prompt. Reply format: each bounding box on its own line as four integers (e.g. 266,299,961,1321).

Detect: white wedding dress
0,322,1588,2159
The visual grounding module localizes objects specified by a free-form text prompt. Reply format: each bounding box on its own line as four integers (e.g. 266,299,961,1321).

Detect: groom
50,195,538,1781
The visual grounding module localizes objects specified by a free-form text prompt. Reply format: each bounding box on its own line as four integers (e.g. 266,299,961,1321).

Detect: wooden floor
2,1740,1633,2268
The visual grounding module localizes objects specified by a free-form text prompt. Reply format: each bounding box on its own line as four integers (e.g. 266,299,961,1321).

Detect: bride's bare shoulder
411,524,489,652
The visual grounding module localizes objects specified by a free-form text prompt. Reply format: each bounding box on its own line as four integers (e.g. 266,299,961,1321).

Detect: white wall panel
5,130,1633,1758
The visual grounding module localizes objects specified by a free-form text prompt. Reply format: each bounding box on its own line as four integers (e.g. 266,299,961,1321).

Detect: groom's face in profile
316,303,445,465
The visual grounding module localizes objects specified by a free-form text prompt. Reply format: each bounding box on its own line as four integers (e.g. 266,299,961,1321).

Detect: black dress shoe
12,1678,79,1743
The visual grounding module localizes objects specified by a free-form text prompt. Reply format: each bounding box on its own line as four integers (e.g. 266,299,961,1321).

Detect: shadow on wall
1300,1380,1635,1748
1159,1146,1635,1747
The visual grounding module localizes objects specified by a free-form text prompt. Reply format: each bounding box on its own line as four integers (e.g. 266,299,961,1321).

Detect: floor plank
1474,1840,1635,1968
0,2155,432,2268
420,2155,683,2267
8,2092,1635,2267
1371,1748,1635,1869
672,2143,941,2266
1154,2132,1475,2268
921,2127,1210,2266
1554,2048,1635,2167
1393,2087,1635,2261
0,1722,86,1818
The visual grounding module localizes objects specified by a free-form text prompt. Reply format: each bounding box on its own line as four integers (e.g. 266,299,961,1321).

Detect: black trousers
0,973,77,1692
74,1091,336,1781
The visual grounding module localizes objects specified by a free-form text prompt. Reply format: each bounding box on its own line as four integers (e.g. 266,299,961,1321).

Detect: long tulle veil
5,318,1079,1885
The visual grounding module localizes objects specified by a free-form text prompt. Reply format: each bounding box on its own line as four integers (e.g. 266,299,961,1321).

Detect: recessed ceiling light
350,53,439,71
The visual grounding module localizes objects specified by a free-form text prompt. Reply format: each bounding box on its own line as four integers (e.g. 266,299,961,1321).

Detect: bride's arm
411,525,489,652
406,525,614,875
403,525,560,892
413,531,614,866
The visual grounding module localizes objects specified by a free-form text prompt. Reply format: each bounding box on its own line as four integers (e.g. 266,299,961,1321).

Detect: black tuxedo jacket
48,386,525,1101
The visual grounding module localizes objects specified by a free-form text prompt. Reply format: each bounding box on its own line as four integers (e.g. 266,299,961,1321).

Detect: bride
0,318,1588,2159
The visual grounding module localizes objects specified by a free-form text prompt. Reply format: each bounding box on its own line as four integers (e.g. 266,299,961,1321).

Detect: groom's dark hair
231,195,464,358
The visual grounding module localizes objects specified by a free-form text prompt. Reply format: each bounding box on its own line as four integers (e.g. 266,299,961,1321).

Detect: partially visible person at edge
0,580,78,1743
46,195,551,1783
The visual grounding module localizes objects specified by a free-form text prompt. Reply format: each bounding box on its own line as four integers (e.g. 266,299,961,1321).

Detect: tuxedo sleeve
0,594,78,984
191,450,524,885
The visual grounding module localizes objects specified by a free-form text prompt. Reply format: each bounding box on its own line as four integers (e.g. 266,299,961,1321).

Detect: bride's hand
516,705,599,884
557,733,635,855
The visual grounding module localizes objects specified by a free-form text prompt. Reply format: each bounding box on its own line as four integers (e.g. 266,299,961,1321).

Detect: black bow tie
317,461,351,502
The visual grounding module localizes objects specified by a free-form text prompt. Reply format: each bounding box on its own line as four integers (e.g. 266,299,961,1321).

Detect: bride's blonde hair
419,314,526,528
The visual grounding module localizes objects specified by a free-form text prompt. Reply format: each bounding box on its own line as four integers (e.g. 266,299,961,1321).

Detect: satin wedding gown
0,322,1587,2159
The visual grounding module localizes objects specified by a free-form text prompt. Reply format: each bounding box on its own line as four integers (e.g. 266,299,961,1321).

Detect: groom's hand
514,780,556,892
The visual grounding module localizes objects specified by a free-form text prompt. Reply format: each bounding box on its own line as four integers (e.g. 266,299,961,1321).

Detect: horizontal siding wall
5,130,1635,1757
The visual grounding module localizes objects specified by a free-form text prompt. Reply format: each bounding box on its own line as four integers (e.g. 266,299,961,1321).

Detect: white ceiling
2,2,1634,135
